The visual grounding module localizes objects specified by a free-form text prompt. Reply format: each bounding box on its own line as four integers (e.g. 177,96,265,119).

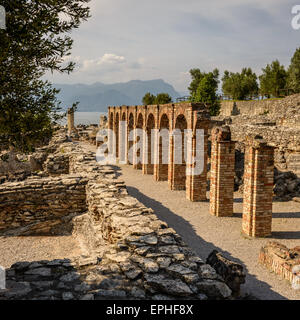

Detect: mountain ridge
55,79,181,112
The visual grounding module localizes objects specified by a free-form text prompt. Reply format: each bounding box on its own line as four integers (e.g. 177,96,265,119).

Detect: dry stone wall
0,175,88,235
0,136,236,300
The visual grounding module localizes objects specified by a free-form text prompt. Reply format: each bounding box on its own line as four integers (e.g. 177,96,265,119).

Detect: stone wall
0,175,88,235
0,139,236,300
43,153,70,175
219,99,282,117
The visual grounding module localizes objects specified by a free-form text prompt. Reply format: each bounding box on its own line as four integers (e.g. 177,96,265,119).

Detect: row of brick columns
108,105,274,238
209,126,275,237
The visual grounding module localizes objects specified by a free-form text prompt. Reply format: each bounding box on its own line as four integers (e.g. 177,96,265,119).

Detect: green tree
188,68,220,115
287,47,300,93
222,68,258,100
142,92,156,105
142,92,172,105
193,74,220,116
155,93,172,104
188,68,219,97
259,60,287,98
0,0,90,152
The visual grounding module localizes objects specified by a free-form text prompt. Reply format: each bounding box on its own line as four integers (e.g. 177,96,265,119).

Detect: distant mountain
54,79,181,112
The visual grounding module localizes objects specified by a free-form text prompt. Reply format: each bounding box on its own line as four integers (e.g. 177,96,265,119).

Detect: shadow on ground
126,185,287,300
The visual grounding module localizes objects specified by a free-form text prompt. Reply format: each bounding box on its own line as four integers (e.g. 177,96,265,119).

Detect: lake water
61,112,108,126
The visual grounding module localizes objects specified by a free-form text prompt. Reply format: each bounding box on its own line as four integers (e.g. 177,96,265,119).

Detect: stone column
210,126,235,216
242,135,274,238
67,108,75,135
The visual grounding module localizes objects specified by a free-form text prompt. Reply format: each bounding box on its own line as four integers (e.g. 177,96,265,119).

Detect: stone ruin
0,125,243,300
108,103,276,238
107,99,300,289
2,95,300,299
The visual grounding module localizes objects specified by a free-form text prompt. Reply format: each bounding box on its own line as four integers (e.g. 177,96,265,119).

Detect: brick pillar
168,133,175,189
242,136,274,238
154,129,169,181
186,129,208,202
133,126,143,170
210,126,235,216
142,125,154,175
67,108,75,135
112,117,119,160
169,130,186,190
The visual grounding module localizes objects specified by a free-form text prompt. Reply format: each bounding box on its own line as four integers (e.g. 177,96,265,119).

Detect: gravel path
0,235,81,268
120,164,300,300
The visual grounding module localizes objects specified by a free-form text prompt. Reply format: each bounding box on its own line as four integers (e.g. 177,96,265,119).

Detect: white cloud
81,53,126,72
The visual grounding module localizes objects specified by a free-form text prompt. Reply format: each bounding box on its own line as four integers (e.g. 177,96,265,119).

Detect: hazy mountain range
54,79,182,112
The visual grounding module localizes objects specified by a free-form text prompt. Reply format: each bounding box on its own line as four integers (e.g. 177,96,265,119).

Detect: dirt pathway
119,164,300,300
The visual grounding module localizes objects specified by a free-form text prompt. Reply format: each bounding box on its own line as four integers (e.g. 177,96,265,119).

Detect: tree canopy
0,0,90,152
142,92,172,105
222,68,258,100
188,68,220,116
287,47,300,93
259,60,287,98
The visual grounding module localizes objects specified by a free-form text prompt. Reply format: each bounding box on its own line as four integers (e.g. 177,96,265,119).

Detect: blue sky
46,0,300,93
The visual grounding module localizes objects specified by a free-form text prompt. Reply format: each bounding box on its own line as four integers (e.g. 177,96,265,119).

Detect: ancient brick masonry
259,241,300,288
210,126,235,217
242,136,275,237
108,103,210,202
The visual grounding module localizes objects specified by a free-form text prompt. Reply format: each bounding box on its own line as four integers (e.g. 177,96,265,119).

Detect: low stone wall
0,139,236,300
259,242,300,289
83,177,233,300
220,100,281,117
0,175,88,235
43,153,70,175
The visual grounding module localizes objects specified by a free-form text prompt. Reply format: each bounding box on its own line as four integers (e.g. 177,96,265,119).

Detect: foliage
222,68,258,100
142,92,172,105
142,92,156,105
188,68,220,116
155,93,172,104
0,0,90,152
259,60,287,98
287,47,300,93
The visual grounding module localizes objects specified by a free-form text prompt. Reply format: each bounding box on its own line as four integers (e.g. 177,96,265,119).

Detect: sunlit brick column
242,135,275,238
154,130,169,181
142,125,153,174
67,108,75,136
168,132,175,189
169,129,186,190
186,126,209,201
209,126,235,216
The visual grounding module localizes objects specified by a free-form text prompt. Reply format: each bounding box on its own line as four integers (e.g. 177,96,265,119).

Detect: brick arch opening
122,112,126,121
128,113,134,164
171,114,187,190
155,113,170,181
115,112,120,158
143,113,155,175
135,113,144,169
109,112,114,129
